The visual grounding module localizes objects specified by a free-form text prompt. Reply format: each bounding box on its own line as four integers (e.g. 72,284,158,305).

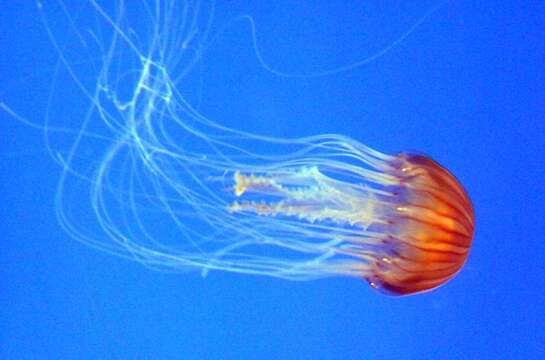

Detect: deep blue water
1,1,544,359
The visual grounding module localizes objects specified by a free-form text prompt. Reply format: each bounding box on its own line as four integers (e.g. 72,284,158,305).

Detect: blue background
1,1,544,359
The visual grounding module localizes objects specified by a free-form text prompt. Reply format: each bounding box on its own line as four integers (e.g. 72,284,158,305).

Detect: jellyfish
14,0,473,296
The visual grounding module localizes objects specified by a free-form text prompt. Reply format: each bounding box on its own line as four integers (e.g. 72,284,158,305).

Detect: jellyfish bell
366,153,474,295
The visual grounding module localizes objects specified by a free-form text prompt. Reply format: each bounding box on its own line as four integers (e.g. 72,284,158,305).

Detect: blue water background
1,1,544,358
